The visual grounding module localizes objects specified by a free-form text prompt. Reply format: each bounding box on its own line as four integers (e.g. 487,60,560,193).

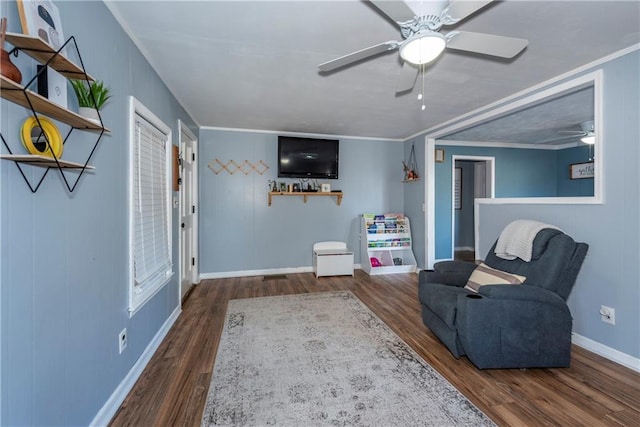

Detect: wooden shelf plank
0,76,110,132
5,32,95,81
268,191,343,206
0,154,95,169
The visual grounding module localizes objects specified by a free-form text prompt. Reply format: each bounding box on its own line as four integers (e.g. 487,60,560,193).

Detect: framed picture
17,0,67,108
435,148,445,163
569,162,594,179
454,167,462,209
321,183,331,193
17,0,65,51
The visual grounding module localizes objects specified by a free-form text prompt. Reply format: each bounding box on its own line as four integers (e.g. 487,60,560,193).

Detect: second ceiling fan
319,0,528,92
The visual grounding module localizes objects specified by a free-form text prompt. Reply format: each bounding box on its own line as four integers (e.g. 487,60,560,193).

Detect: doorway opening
178,121,199,304
452,156,494,262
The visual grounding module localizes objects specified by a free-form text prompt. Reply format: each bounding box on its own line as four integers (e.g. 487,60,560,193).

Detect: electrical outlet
600,305,615,325
119,328,128,354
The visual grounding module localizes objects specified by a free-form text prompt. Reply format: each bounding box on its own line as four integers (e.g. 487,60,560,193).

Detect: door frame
451,155,495,260
178,120,199,303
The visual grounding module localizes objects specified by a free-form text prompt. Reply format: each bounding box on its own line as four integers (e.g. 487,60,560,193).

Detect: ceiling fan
319,0,528,93
558,120,596,144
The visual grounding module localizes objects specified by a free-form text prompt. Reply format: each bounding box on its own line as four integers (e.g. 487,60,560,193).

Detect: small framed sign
569,162,594,179
321,183,331,193
435,148,445,163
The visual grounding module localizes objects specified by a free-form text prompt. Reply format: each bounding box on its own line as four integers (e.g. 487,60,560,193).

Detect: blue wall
1,1,197,425
403,138,426,269
402,49,639,364
434,146,558,259
557,145,595,196
198,129,406,274
472,51,640,360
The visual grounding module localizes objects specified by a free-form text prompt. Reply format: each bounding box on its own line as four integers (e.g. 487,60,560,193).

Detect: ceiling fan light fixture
581,134,596,144
400,31,446,65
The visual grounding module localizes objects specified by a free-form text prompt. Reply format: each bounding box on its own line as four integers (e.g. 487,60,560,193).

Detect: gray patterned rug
202,291,495,426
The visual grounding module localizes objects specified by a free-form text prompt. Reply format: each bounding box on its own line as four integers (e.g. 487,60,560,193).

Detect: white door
179,123,198,301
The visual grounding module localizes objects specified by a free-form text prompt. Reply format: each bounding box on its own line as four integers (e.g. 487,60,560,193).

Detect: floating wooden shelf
268,191,343,206
0,154,95,169
402,178,421,183
0,76,108,131
4,32,95,81
1,34,107,192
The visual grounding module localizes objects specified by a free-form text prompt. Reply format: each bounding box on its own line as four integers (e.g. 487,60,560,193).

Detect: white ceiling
106,0,640,141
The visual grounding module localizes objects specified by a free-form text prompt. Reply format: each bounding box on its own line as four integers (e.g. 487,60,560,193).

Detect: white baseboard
572,333,640,372
201,265,362,280
90,306,181,426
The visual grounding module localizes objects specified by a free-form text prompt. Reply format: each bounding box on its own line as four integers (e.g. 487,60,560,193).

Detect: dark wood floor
110,271,640,426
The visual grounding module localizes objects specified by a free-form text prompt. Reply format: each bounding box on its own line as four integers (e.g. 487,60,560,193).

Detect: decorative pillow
465,263,526,293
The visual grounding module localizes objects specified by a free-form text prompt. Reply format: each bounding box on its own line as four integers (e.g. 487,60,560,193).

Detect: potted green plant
70,79,111,124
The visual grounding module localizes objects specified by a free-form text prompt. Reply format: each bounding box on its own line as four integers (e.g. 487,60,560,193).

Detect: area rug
201,291,495,426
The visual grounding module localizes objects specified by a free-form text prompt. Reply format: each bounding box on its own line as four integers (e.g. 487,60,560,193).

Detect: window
128,97,173,316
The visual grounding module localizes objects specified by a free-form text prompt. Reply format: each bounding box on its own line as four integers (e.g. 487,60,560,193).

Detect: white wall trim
199,126,403,143
437,140,580,150
200,265,362,280
420,44,638,139
90,306,181,426
572,333,640,373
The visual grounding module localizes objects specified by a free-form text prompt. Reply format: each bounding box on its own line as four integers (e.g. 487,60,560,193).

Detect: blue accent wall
198,129,405,274
557,145,595,196
434,146,559,259
1,1,197,425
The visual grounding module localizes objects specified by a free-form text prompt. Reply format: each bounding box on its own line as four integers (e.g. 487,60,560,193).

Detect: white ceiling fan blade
446,31,528,58
396,62,419,93
442,0,495,25
319,41,399,72
370,0,416,23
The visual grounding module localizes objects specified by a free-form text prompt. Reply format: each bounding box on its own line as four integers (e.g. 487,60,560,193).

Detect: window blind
133,115,171,293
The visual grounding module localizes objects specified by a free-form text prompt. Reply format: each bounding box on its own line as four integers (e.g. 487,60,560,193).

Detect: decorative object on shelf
435,148,445,163
20,116,62,158
17,0,67,107
321,183,331,192
403,144,420,182
17,0,65,51
1,18,22,84
70,79,110,124
279,182,286,192
207,158,269,175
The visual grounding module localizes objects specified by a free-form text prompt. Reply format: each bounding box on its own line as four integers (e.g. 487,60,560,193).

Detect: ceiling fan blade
441,0,495,25
370,0,416,23
558,131,587,135
318,41,399,72
396,62,419,93
446,31,528,58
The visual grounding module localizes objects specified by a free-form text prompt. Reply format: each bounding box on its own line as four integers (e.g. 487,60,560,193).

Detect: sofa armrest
417,260,477,287
434,260,477,275
477,283,567,311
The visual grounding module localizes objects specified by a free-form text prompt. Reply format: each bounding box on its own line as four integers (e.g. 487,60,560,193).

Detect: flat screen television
278,136,339,179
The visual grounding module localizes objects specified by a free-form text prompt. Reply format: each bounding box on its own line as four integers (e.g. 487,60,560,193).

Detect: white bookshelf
361,214,417,275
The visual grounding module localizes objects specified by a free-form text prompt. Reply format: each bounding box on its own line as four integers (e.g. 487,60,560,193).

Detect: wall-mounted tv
278,136,339,179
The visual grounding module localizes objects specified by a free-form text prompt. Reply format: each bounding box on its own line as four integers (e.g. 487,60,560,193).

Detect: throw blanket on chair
495,220,561,262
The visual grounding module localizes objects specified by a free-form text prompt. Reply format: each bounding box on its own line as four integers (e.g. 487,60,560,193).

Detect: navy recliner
418,228,588,369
